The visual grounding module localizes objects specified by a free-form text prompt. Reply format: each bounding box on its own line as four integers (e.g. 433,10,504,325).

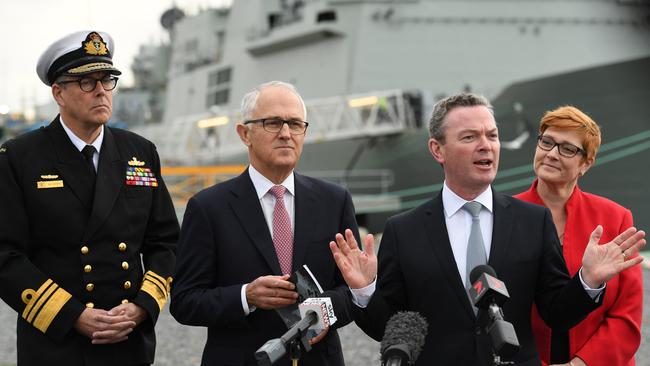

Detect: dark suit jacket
0,117,178,366
170,169,359,366
354,190,602,366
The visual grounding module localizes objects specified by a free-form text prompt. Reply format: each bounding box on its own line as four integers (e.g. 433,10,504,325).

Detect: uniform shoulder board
0,146,6,154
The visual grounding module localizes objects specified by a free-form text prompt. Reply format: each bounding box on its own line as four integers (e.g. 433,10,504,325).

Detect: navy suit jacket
354,190,602,366
171,169,359,366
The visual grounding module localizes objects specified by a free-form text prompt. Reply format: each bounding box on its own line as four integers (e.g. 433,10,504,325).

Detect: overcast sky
0,0,232,115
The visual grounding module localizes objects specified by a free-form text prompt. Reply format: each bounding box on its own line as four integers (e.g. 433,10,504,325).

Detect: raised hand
581,225,646,288
329,228,377,289
246,274,298,310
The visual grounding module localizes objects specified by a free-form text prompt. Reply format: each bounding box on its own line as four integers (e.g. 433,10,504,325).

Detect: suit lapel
84,127,123,241
488,190,513,277
424,193,477,320
229,170,283,275
45,117,94,210
292,174,317,273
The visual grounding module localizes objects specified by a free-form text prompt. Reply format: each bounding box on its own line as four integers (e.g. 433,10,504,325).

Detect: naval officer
0,30,178,365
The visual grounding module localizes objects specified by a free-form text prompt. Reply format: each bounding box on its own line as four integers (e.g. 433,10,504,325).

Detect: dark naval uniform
0,117,179,365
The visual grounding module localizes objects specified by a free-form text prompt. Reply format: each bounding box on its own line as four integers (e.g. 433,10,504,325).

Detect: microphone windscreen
380,311,428,362
470,264,496,285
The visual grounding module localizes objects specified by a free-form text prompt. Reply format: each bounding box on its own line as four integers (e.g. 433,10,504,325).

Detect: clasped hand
74,303,147,344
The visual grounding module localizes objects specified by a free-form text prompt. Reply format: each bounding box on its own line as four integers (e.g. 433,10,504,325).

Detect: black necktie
80,145,97,213
81,145,96,178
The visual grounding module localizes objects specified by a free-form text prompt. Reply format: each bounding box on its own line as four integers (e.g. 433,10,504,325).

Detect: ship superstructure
130,0,650,230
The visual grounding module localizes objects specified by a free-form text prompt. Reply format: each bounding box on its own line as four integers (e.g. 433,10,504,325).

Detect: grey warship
125,0,650,231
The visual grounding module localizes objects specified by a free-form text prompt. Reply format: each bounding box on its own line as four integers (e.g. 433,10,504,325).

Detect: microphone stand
487,304,514,366
289,338,303,366
491,353,514,366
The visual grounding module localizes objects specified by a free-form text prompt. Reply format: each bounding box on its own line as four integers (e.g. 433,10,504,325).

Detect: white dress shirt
241,164,296,315
350,181,602,308
442,182,493,288
60,116,103,170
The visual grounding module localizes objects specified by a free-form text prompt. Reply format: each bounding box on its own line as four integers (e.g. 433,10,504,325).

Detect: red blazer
515,180,642,366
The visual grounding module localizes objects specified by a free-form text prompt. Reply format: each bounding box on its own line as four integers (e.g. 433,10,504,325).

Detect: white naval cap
36,30,122,86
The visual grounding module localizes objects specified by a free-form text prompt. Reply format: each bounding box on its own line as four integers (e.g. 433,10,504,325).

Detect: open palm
581,225,646,288
329,229,377,289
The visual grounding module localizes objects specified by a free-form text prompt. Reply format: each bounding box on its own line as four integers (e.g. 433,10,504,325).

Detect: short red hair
539,106,601,161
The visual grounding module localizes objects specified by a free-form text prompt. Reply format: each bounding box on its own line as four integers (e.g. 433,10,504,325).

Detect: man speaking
329,93,646,365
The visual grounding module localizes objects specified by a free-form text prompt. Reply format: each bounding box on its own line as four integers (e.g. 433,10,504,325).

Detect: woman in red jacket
515,106,642,366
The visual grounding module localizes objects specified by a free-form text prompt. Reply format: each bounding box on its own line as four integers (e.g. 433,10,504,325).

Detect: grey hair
240,81,307,121
428,92,494,143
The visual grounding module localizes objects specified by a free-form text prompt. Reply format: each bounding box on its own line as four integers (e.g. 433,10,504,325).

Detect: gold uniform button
121,261,129,270
86,283,94,292
81,246,89,254
118,242,127,252
86,302,94,308
123,281,131,289
121,299,129,304
84,265,92,273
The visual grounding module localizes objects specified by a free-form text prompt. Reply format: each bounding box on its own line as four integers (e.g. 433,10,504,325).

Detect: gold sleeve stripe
32,288,72,333
145,271,167,288
141,271,172,311
22,279,54,320
26,283,58,323
141,279,167,311
145,272,169,294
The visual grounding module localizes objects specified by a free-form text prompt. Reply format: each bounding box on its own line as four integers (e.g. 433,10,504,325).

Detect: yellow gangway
161,165,246,210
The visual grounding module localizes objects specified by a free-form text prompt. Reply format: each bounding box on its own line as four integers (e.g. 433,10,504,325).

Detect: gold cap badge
83,32,108,56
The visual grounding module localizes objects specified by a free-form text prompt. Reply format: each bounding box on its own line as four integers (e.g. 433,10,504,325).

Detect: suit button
124,281,131,289
118,242,127,252
86,302,94,308
121,261,129,270
81,246,89,254
86,283,94,292
84,265,92,273
121,299,129,304
475,327,481,335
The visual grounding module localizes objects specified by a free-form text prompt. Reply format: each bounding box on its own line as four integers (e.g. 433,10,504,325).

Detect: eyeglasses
57,76,119,92
244,118,309,134
537,135,585,158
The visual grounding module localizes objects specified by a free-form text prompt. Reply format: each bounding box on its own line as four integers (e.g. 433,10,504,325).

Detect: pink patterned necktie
269,185,293,275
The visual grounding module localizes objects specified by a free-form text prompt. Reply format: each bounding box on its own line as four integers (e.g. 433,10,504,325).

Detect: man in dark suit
329,93,646,365
170,81,359,366
0,31,178,366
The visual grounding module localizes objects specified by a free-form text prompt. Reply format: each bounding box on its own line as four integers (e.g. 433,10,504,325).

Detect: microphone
380,311,428,366
469,265,520,359
469,265,509,309
255,298,336,366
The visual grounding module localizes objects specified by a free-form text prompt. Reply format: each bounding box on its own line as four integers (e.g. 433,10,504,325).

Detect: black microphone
380,311,428,366
469,265,509,309
469,265,520,359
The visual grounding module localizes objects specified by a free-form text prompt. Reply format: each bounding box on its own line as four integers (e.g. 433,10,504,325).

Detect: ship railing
302,168,395,194
133,89,417,166
304,89,414,142
291,168,402,216
161,164,247,217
